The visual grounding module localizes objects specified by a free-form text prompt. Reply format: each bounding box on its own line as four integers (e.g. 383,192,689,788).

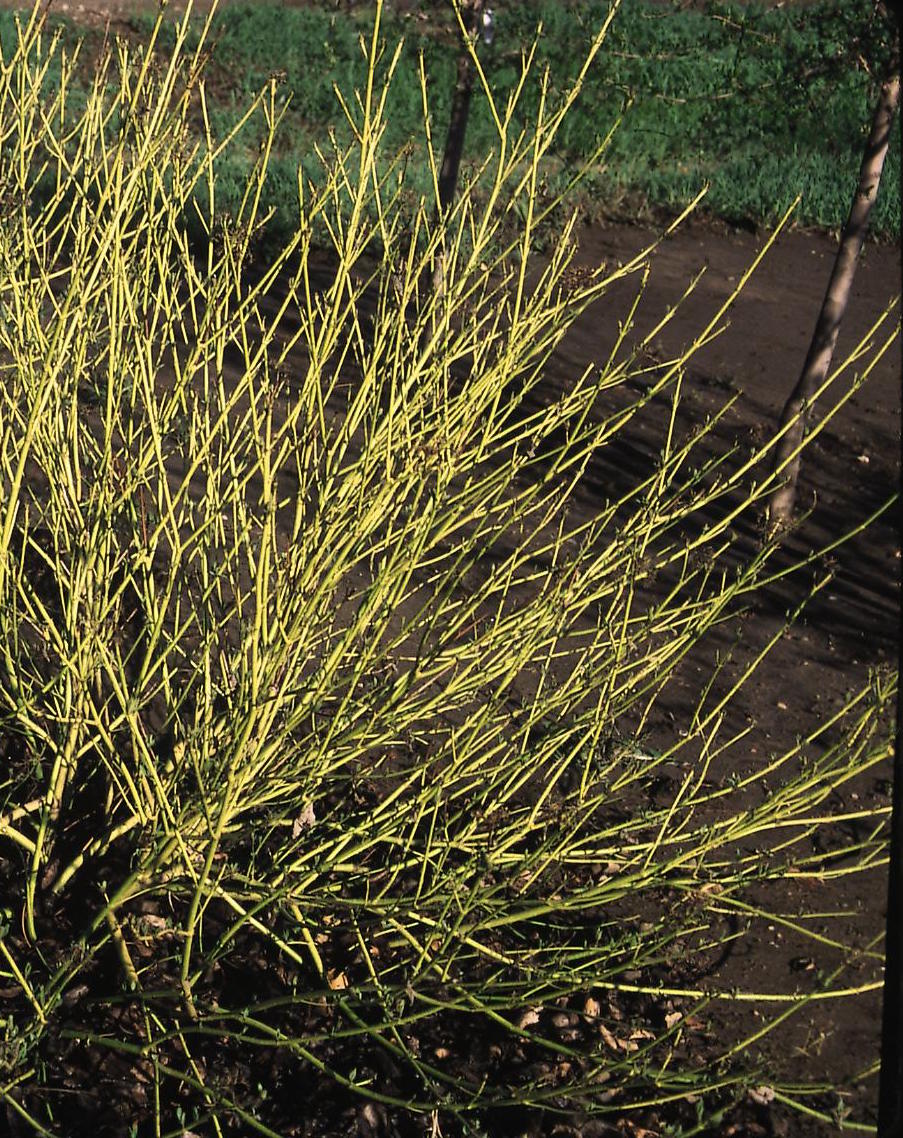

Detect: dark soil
552,216,900,1135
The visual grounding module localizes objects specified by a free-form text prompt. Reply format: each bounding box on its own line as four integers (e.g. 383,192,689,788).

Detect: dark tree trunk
437,1,483,216
767,41,900,531
430,1,485,304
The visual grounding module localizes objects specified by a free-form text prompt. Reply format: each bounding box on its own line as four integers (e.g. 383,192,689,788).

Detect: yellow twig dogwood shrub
0,2,895,1133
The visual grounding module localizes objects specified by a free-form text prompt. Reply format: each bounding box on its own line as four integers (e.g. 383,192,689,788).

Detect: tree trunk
437,1,483,216
430,2,484,304
767,43,900,531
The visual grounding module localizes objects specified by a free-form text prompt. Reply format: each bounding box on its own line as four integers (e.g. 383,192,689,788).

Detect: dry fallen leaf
748,1085,776,1106
599,1023,621,1051
516,1007,541,1030
138,913,169,931
600,1024,644,1052
617,1122,660,1137
292,801,316,838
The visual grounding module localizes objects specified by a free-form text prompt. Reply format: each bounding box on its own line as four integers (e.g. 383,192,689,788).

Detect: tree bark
430,1,484,305
437,1,483,216
767,43,900,531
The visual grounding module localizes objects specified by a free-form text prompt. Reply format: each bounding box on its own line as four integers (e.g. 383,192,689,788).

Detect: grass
100,0,902,241
0,2,897,1134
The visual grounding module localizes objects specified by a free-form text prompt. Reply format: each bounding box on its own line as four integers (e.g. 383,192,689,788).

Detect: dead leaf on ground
599,1023,620,1050
617,1121,660,1137
516,1007,541,1030
599,1023,641,1052
292,801,316,837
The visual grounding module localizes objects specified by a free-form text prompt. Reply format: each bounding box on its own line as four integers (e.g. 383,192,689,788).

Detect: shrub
0,3,894,1134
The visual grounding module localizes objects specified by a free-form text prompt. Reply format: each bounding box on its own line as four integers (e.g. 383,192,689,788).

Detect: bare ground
552,215,900,1136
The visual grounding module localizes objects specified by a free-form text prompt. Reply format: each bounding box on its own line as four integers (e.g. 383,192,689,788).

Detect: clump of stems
0,2,895,1134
